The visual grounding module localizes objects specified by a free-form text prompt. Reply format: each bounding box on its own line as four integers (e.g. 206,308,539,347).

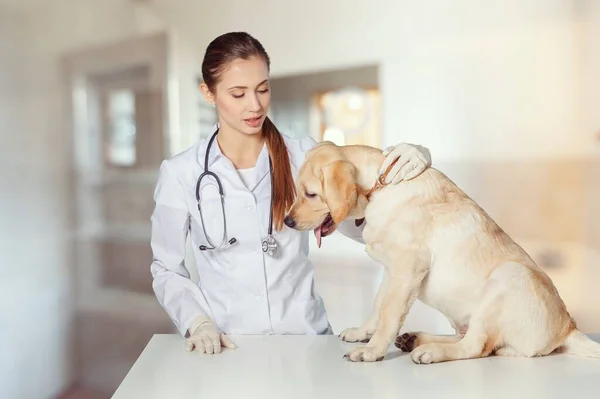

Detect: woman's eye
232,93,244,98
305,192,317,198
258,88,269,94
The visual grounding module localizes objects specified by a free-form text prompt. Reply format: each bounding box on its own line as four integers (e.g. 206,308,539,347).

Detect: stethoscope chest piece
262,235,278,257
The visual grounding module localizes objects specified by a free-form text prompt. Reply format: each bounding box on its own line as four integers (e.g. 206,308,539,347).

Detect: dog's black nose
284,215,296,228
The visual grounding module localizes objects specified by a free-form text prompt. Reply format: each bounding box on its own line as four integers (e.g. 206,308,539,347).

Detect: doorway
62,32,175,395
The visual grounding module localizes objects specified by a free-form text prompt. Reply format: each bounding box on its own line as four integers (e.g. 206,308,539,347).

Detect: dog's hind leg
408,308,501,364
490,262,576,358
407,261,561,364
395,332,463,352
493,346,522,357
396,317,466,351
408,270,510,364
410,324,497,364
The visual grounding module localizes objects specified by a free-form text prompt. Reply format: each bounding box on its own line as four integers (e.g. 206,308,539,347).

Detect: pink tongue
314,227,322,248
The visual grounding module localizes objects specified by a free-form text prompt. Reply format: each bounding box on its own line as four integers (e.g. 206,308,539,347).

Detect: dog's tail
560,329,600,358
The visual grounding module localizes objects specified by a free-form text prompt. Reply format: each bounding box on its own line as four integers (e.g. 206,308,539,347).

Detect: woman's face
201,57,271,136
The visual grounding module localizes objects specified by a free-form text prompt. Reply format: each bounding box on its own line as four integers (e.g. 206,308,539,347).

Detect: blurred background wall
0,0,598,398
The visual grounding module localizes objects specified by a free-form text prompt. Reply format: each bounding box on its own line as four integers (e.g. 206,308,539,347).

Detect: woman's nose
247,93,262,112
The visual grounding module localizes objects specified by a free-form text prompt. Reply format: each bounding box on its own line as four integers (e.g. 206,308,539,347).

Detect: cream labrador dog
284,140,600,363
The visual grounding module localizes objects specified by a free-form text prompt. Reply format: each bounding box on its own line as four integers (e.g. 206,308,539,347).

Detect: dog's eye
305,192,317,198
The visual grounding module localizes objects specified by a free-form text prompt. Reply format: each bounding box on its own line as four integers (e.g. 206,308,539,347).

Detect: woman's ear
199,82,215,106
320,160,357,225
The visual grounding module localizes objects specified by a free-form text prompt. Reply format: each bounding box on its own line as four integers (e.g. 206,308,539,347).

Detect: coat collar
197,123,272,192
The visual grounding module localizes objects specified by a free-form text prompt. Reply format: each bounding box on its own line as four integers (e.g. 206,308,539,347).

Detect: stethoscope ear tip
199,238,236,251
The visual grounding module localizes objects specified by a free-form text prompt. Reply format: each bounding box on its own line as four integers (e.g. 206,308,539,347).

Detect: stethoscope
195,129,278,256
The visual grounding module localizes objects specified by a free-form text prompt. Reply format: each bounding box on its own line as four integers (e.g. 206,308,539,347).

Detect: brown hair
201,32,296,231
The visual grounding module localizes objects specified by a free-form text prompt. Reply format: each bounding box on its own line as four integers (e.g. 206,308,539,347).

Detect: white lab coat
150,124,365,337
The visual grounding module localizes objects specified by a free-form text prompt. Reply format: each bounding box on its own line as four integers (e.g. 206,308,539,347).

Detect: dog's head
284,141,361,247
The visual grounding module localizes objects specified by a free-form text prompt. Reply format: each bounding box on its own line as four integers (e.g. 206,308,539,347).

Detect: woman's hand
185,320,236,354
378,143,431,184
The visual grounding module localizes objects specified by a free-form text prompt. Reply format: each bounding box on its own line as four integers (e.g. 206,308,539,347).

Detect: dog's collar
363,173,391,200
362,158,397,200
353,158,398,227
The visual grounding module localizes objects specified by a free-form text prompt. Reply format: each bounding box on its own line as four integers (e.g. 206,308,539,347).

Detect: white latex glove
378,143,431,184
184,320,236,354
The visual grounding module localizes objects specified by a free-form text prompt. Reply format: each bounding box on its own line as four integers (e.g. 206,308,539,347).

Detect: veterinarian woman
150,31,432,355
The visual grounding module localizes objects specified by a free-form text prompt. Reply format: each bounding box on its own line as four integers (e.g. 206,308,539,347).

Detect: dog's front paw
339,327,373,343
343,345,386,362
410,344,440,364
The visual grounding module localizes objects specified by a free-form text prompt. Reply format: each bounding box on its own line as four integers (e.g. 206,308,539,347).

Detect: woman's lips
244,116,262,128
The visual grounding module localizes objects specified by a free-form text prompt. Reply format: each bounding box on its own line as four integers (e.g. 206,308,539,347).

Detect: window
315,86,381,148
106,89,137,166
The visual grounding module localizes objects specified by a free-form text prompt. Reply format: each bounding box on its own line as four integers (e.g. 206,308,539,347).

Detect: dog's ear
321,160,357,225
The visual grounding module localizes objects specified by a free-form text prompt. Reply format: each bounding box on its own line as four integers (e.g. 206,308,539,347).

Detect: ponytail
263,117,296,231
